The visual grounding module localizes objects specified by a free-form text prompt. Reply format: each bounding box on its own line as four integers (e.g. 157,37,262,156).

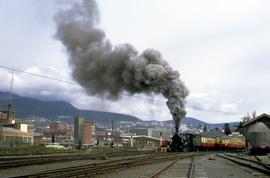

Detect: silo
247,122,270,154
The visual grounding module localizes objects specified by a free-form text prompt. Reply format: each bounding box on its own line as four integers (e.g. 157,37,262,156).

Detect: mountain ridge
0,92,142,125
0,91,239,128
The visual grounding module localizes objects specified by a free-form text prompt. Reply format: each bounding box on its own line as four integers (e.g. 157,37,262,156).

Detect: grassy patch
0,146,139,156
0,145,73,156
87,147,137,154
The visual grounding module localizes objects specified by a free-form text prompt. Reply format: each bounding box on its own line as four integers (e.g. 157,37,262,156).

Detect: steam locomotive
161,133,245,152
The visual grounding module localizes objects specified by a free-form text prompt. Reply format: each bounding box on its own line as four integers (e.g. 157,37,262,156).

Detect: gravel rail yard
6,152,198,178
96,153,270,178
217,153,270,175
2,152,270,178
0,150,153,170
141,156,202,178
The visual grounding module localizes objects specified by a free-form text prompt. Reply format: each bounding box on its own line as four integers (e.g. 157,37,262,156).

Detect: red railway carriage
200,136,216,150
192,134,217,150
216,137,245,150
192,132,245,151
216,137,230,149
228,138,245,150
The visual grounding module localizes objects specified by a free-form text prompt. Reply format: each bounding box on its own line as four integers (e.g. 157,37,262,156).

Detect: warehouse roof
0,126,29,136
1,127,21,133
242,113,270,127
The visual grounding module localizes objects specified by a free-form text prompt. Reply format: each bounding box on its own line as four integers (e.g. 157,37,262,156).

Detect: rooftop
242,113,270,127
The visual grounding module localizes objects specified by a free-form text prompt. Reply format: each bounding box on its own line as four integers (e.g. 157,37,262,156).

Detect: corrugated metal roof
1,126,24,133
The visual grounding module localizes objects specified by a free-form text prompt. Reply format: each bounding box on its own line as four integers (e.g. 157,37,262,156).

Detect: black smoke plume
54,0,189,133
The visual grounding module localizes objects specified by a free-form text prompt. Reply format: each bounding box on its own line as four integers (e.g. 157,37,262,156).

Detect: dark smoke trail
54,0,189,133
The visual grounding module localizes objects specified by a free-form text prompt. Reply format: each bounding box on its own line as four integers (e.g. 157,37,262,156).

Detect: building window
23,137,27,142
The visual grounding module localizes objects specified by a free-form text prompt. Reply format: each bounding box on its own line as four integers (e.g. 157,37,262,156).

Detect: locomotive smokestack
54,0,189,132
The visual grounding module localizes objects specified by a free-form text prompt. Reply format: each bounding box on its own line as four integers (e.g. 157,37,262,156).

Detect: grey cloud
186,93,238,115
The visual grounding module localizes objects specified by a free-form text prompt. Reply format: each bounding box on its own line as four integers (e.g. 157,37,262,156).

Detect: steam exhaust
54,0,189,133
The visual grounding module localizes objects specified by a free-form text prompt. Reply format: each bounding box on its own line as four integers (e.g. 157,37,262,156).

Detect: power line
0,65,76,85
0,65,165,103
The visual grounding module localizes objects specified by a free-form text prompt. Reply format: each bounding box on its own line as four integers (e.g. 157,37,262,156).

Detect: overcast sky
1,0,270,123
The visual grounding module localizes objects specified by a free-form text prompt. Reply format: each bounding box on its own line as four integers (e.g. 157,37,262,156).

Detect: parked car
45,143,67,150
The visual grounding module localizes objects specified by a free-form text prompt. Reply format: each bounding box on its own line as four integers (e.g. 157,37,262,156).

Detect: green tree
237,121,244,134
203,125,207,132
224,123,232,135
52,134,55,143
78,139,82,150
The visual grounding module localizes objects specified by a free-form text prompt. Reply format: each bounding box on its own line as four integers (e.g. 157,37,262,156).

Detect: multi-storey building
74,117,96,146
42,122,73,146
74,117,84,145
83,121,96,145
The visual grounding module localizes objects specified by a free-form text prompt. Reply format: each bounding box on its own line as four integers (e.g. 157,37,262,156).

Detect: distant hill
164,117,239,129
183,117,207,126
207,122,240,129
164,117,206,126
0,91,239,128
0,92,142,125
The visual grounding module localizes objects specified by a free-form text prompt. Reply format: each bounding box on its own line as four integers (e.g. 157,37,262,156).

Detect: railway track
254,155,270,167
217,153,270,175
10,153,197,178
0,150,153,169
225,153,270,168
146,156,196,178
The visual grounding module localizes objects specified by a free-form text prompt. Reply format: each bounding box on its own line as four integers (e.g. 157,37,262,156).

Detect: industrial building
96,130,122,147
122,128,173,149
122,135,161,150
0,104,14,125
74,117,96,147
42,122,73,146
0,106,33,146
83,120,96,145
0,126,33,146
242,113,270,153
242,113,270,130
129,128,173,140
74,117,84,145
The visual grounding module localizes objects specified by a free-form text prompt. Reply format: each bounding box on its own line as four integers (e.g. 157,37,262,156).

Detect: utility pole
1,72,14,143
111,120,114,142
111,120,114,147
68,125,72,149
7,72,14,124
0,114,2,143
